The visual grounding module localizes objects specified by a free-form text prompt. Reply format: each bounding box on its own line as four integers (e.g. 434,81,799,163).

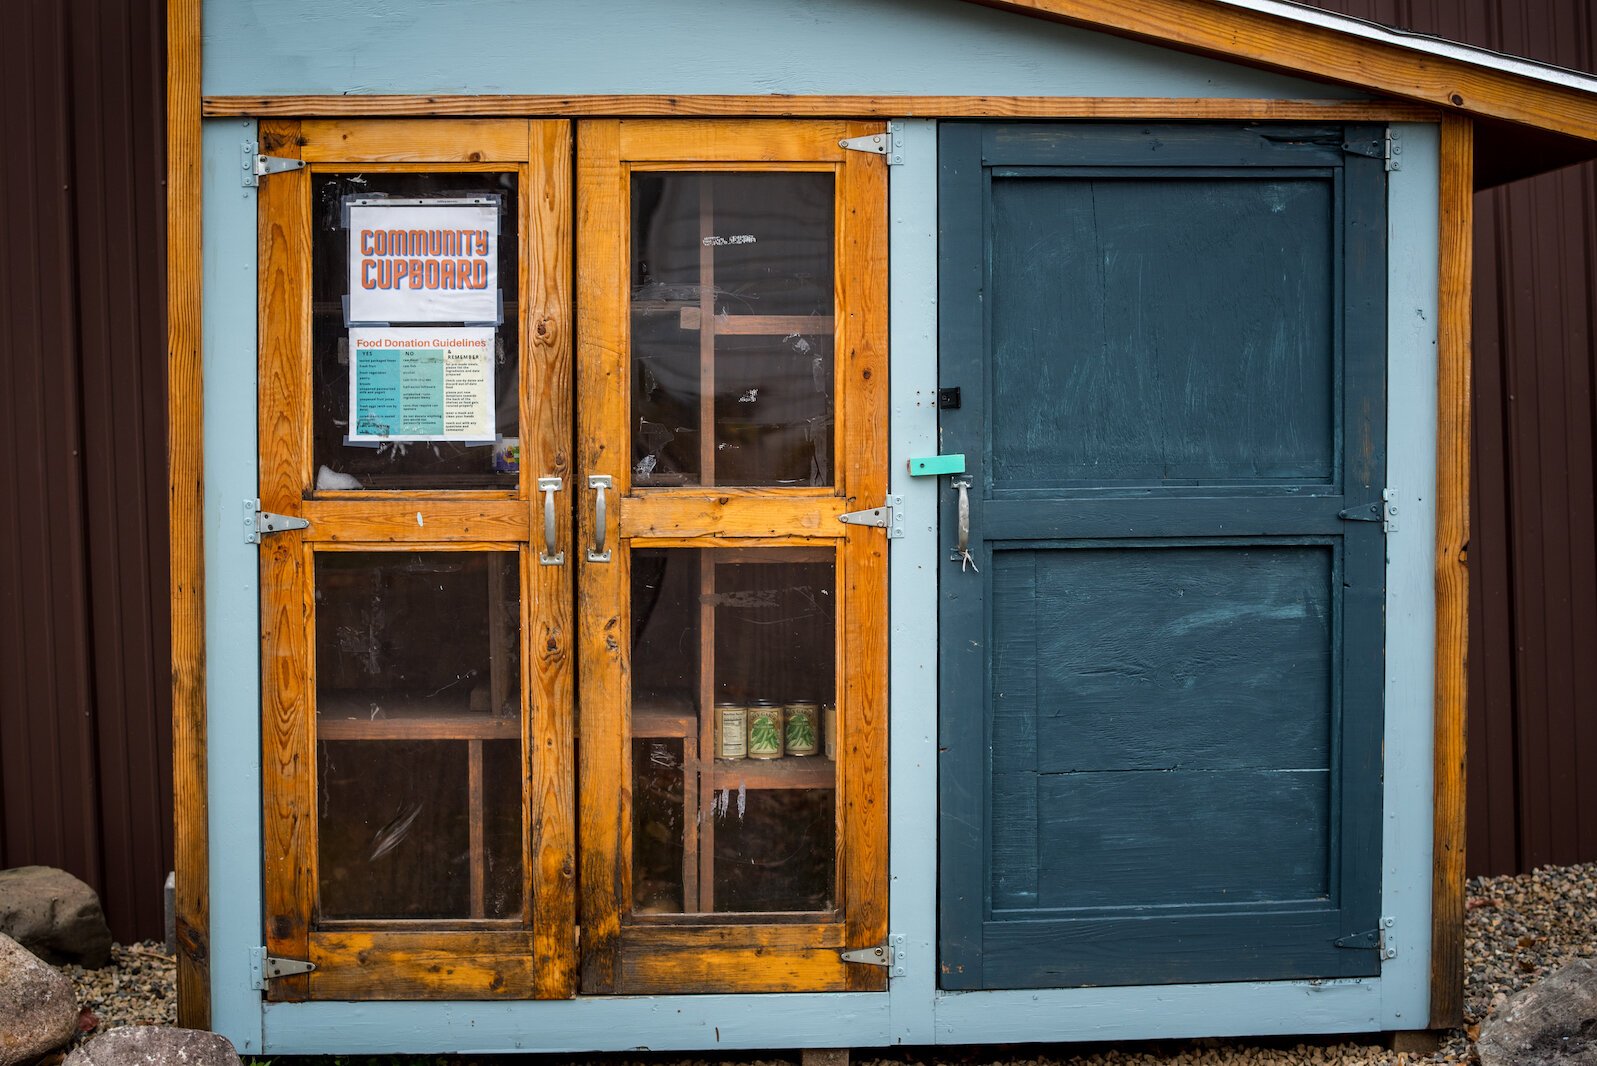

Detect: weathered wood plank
1430,113,1473,1032
575,118,628,994
257,121,315,1002
836,120,890,994
620,493,849,539
166,0,209,1029
296,119,532,162
299,499,530,541
524,119,578,1000
308,930,535,999
203,94,1441,122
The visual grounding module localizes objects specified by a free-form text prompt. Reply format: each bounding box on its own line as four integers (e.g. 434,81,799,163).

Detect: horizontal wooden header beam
975,0,1597,141
203,94,1439,121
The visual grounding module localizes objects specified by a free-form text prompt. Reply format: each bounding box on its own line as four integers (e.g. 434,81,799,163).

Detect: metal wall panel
1310,0,1597,874
0,0,170,942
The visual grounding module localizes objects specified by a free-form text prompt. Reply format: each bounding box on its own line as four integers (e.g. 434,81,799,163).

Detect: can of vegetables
783,702,820,757
747,701,784,760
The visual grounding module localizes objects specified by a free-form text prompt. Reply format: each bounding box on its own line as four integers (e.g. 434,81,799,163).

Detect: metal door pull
588,475,613,562
952,477,978,572
538,477,564,565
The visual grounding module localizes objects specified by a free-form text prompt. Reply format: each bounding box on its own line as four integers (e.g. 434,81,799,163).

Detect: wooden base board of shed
1385,1030,1445,1054
802,1049,850,1066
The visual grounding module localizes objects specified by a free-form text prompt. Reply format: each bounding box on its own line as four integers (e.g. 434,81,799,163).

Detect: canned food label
747,707,784,759
784,704,819,756
716,706,747,760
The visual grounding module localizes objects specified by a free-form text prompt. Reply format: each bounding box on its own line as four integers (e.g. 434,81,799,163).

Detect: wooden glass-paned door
576,120,888,994
259,119,575,1000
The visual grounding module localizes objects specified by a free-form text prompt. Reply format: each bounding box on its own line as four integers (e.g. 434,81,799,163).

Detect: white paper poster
347,199,499,324
348,327,496,443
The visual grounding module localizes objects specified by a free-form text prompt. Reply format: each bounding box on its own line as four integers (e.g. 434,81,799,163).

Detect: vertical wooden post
167,0,210,1030
1430,113,1473,1031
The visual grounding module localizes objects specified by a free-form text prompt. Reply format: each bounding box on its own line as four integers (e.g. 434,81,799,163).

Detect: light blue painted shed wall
203,0,1367,100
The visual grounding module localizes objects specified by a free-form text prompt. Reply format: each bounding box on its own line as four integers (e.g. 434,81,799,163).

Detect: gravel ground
59,862,1597,1065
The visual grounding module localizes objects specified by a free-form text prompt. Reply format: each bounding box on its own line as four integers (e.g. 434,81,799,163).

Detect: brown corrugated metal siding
1304,0,1597,875
2,0,1594,944
0,0,170,942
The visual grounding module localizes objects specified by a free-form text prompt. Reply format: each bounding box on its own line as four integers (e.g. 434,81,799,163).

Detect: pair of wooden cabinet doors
257,119,888,1000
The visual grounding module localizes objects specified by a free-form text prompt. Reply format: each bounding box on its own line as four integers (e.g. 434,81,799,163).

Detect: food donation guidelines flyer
347,200,499,324
349,328,495,443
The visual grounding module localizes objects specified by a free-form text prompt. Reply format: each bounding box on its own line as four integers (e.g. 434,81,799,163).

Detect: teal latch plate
909,454,966,476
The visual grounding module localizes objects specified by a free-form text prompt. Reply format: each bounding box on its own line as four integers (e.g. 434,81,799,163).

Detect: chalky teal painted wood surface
937,122,1389,990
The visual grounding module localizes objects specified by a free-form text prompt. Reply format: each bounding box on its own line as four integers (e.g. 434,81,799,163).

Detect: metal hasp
839,934,906,977
242,140,306,187
1337,488,1399,533
838,121,905,165
1334,916,1397,961
247,946,316,990
908,454,966,477
244,499,309,543
839,495,905,539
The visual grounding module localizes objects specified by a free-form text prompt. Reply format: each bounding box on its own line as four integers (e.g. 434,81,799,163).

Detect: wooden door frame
575,118,890,994
255,118,576,1000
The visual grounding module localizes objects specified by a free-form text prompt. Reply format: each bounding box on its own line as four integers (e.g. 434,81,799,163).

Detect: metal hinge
248,946,316,990
1342,127,1401,172
839,933,906,977
1338,488,1399,533
244,499,310,543
1335,916,1397,960
242,140,306,187
838,495,905,538
838,121,904,164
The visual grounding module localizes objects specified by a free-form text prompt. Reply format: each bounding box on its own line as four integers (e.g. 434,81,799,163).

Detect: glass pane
314,551,523,920
630,547,838,916
631,173,835,488
312,173,520,491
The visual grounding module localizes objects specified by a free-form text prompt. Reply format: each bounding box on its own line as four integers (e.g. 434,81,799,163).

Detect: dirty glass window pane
631,173,835,487
630,547,838,916
314,551,522,920
311,173,520,492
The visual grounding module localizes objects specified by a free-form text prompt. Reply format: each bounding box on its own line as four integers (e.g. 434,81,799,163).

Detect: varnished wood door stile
575,119,889,995
259,119,576,1001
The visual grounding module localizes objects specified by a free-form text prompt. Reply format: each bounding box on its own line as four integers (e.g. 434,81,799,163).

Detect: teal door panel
938,123,1387,990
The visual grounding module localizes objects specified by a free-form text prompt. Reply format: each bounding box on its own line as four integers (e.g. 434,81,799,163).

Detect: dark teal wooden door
938,123,1387,989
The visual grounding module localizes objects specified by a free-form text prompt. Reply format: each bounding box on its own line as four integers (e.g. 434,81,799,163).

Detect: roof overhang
972,0,1597,187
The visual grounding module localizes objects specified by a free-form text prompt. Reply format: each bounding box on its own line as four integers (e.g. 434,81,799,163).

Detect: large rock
1478,958,1597,1065
0,931,78,1066
64,1027,241,1066
0,866,113,967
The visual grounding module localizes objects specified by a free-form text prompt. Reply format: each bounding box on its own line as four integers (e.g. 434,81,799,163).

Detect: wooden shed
168,0,1597,1054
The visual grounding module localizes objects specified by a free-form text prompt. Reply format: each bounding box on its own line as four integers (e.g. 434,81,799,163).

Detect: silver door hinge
1335,916,1396,960
1341,127,1401,172
248,946,316,990
839,933,906,977
839,495,905,538
839,122,904,165
242,140,306,187
244,499,310,543
1337,488,1398,533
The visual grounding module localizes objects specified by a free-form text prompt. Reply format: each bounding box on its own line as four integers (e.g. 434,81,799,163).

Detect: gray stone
0,865,113,967
64,1027,241,1066
1479,958,1597,1066
0,931,78,1066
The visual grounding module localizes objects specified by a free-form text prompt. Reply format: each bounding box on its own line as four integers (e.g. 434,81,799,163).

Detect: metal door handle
951,477,978,572
588,475,613,562
538,477,564,565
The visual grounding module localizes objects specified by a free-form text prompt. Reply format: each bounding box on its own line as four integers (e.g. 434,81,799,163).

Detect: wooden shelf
705,756,835,791
318,699,518,741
